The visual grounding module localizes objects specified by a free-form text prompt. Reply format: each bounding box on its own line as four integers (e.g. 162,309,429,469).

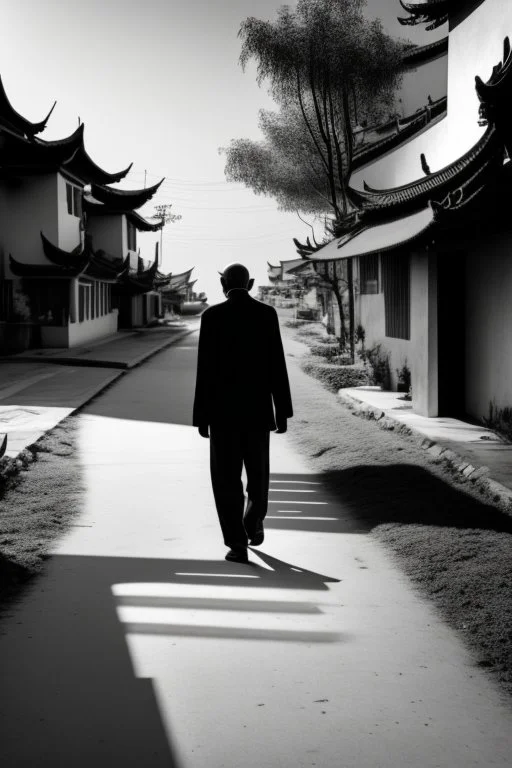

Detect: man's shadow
0,551,341,768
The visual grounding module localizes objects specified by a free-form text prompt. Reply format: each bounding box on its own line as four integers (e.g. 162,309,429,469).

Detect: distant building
297,0,511,422
259,258,323,320
160,268,207,315
0,76,167,352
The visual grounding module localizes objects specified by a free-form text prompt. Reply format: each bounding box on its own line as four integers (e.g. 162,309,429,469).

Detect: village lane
1,330,512,768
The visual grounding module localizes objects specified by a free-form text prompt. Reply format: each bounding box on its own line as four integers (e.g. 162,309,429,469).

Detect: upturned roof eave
0,75,57,137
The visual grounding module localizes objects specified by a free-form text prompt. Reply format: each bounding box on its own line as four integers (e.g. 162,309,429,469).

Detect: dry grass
281,322,512,698
0,417,84,600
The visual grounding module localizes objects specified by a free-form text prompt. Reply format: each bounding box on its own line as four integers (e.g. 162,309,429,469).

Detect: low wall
39,311,119,348
68,311,118,347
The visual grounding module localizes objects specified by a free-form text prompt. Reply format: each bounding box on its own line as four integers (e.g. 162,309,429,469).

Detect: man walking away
193,262,293,563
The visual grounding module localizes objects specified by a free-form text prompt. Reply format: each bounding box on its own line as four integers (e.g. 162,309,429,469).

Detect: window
66,182,82,218
382,253,410,340
359,254,379,294
78,282,91,322
96,281,100,317
127,220,136,251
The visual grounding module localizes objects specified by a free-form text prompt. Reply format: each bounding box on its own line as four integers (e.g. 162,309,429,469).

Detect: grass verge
281,320,512,699
0,416,84,606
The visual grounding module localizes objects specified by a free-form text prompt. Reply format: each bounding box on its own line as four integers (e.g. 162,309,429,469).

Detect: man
193,262,293,563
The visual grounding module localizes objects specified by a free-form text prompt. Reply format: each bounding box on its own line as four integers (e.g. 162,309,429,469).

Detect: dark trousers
209,425,270,549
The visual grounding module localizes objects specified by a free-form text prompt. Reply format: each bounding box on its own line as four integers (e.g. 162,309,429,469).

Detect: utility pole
151,203,182,272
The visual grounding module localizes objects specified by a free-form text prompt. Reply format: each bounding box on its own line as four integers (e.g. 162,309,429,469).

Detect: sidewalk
7,320,198,369
0,322,198,459
337,385,512,511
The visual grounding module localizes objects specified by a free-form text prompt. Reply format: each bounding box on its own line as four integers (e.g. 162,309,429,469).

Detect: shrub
484,401,512,442
331,354,353,366
301,358,370,392
396,360,411,393
309,343,341,359
359,343,391,389
296,323,326,339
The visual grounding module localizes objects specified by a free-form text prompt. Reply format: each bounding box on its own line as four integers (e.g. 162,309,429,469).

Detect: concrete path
0,322,197,459
0,333,511,767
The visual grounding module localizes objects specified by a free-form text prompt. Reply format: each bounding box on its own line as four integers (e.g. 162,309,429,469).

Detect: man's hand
198,424,209,438
275,418,287,434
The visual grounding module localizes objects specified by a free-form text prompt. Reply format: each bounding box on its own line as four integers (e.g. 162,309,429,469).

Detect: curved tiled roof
401,36,448,68
308,206,436,262
89,178,164,211
63,145,132,186
40,231,85,266
0,75,56,137
8,253,88,278
349,125,502,215
126,210,165,232
398,0,449,30
352,97,447,171
0,123,84,173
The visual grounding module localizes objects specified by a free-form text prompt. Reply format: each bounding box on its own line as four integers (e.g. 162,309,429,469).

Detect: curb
1,328,196,370
337,389,512,515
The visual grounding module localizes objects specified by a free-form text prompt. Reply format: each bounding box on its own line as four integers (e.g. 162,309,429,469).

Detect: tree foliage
231,0,408,220
222,103,331,215
223,0,410,361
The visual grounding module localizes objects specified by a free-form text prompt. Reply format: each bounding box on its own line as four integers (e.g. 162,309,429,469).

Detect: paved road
1,331,512,768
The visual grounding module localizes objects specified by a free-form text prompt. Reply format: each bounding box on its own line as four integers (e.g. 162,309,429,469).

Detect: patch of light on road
269,479,321,484
268,499,327,505
174,572,259,578
267,516,338,521
269,489,317,493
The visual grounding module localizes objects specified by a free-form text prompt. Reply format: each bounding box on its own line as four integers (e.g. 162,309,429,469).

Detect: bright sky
1,0,440,305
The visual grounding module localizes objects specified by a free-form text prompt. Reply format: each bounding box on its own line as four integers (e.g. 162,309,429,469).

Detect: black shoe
225,548,249,563
249,522,264,546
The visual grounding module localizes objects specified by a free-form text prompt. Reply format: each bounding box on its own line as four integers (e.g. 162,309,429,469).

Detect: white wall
399,55,448,116
410,252,438,417
357,276,411,393
0,174,58,273
465,234,512,419
57,174,81,251
351,0,512,191
69,310,118,347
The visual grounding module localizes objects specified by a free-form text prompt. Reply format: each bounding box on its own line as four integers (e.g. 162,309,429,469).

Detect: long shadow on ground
0,552,340,767
265,467,512,535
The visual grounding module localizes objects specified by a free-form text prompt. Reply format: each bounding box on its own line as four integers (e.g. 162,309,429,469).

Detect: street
0,330,512,768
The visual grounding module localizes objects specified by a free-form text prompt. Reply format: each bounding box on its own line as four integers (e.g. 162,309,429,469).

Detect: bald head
219,262,253,294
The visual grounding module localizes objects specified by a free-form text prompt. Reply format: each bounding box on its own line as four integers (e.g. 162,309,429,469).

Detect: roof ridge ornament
475,36,512,156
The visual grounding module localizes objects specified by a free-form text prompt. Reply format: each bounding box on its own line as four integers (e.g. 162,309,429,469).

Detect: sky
1,0,441,305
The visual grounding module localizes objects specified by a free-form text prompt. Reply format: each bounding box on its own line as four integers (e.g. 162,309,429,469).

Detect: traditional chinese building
159,268,206,315
260,258,323,319
0,75,165,351
299,0,510,423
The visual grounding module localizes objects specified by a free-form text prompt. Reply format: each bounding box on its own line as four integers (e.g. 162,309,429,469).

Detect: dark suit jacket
193,290,293,431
